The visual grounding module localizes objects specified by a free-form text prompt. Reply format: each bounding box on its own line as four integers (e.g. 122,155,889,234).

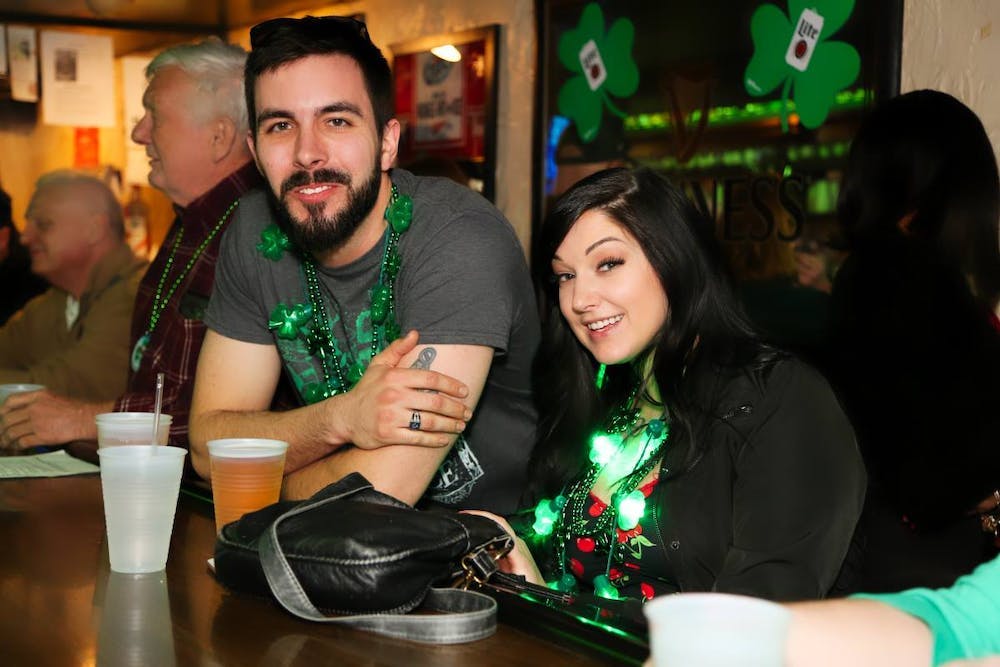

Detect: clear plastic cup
98,445,186,573
0,383,45,405
96,412,172,447
644,593,791,667
207,438,288,533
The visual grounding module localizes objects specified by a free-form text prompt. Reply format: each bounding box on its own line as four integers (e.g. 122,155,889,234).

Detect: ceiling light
430,45,461,63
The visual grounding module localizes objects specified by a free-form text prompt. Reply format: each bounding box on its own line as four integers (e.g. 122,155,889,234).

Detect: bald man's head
22,171,126,294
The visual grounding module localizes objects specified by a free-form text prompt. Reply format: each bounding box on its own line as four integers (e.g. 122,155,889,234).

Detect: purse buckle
454,535,513,588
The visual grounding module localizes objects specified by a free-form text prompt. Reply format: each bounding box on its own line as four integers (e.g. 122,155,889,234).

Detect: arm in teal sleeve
853,555,1000,666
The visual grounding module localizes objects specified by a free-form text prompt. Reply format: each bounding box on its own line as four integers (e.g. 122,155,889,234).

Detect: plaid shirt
116,161,264,451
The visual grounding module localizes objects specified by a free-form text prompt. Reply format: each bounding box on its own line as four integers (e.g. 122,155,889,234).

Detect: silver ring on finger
408,410,422,431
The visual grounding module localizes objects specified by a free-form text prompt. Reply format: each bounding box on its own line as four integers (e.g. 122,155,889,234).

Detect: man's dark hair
245,15,394,136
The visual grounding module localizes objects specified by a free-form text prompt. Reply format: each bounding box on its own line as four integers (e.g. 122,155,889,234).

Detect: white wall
902,0,1000,159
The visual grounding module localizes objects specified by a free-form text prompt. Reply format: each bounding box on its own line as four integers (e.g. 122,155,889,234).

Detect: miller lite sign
785,8,824,72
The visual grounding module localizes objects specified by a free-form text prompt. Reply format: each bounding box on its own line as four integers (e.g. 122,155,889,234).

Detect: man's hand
336,330,472,450
0,390,105,451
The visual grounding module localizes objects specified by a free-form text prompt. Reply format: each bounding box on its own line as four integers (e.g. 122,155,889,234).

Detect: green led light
593,574,621,600
548,572,578,592
622,87,871,132
589,433,622,466
532,497,561,536
616,490,646,531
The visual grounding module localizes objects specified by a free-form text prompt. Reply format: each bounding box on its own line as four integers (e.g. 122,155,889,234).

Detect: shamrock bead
256,224,291,261
387,194,413,232
268,303,314,340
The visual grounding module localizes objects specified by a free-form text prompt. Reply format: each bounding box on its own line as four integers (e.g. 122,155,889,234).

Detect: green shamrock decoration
557,2,639,143
256,224,292,261
385,193,413,233
268,302,314,340
744,0,860,132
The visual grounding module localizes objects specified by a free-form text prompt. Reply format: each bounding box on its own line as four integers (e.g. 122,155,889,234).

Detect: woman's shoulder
705,352,838,420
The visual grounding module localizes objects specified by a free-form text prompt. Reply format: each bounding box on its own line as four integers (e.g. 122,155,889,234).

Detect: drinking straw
151,372,164,453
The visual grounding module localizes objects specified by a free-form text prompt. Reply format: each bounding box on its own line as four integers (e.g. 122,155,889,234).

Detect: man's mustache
280,169,351,196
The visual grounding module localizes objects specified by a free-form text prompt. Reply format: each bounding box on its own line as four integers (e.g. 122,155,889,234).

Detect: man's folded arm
281,342,493,504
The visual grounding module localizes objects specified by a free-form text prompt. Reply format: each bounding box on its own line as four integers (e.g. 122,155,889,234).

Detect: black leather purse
214,472,561,643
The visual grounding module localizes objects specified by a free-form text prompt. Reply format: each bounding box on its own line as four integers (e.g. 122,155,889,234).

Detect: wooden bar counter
0,473,646,666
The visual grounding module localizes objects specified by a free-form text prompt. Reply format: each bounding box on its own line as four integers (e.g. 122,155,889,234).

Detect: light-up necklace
531,381,670,600
261,183,412,403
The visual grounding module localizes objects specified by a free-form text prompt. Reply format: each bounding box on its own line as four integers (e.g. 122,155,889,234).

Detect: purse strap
257,476,499,644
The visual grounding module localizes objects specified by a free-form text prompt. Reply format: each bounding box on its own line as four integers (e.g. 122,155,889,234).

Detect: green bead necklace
532,390,670,599
265,183,412,403
130,199,240,372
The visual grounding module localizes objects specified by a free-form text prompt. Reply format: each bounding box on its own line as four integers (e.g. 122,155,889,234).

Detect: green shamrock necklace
261,183,412,403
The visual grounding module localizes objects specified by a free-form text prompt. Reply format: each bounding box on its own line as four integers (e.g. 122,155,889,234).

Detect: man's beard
269,164,381,255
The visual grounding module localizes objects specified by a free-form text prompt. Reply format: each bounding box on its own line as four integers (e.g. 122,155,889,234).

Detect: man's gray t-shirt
205,168,538,514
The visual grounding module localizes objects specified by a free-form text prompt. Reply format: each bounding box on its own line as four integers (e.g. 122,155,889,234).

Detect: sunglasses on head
249,15,371,49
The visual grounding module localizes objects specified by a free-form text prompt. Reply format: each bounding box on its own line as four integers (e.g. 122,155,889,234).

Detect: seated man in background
189,16,538,514
0,39,263,461
0,186,48,326
0,171,146,406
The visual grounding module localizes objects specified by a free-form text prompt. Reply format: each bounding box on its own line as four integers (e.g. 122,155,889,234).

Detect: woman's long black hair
524,167,772,503
837,89,1000,308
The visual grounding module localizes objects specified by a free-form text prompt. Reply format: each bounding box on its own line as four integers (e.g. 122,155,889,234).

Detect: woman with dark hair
830,90,1000,592
475,167,865,601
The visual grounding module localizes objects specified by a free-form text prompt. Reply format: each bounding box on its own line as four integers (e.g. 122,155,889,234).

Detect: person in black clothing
474,167,864,602
830,89,1000,592
0,188,48,326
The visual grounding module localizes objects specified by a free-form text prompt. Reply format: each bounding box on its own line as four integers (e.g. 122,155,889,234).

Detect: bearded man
189,16,538,513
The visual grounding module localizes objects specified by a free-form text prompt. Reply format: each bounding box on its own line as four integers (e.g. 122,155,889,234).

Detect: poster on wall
40,30,115,127
122,55,153,185
391,25,499,201
6,25,38,102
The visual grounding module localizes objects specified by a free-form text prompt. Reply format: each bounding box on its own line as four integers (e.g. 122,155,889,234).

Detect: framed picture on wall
390,25,500,201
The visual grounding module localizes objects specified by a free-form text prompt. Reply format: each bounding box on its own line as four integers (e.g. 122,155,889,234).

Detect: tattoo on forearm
410,347,437,370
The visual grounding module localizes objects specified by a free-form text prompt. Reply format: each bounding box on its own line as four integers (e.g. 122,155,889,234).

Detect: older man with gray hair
0,38,263,455
0,170,146,403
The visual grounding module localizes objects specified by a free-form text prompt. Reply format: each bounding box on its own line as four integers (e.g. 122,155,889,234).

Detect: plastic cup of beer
207,438,288,533
97,445,186,573
644,593,791,667
0,383,45,405
96,412,172,447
